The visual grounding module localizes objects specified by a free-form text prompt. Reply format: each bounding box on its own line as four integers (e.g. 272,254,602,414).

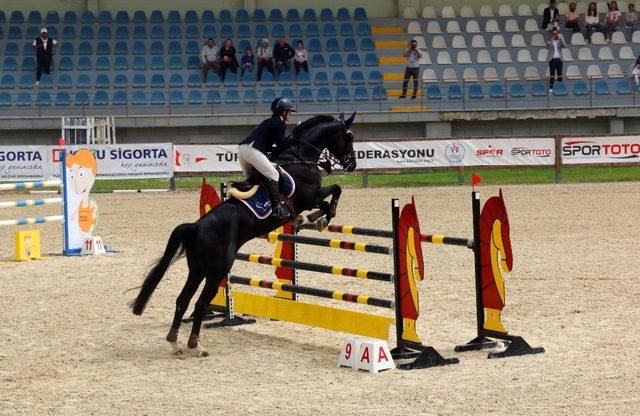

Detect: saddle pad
229,170,295,219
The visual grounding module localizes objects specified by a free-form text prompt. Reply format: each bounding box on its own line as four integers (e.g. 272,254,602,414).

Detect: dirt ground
1,182,639,416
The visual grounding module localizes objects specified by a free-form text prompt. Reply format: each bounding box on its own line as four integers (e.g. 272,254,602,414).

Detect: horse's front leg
295,185,342,230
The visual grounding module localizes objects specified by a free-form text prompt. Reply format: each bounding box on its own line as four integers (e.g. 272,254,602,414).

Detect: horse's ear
338,112,345,125
344,111,356,129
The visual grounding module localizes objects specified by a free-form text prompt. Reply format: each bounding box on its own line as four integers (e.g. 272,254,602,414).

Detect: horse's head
329,112,357,172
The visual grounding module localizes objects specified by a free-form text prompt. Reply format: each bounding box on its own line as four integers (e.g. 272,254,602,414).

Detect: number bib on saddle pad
227,170,296,219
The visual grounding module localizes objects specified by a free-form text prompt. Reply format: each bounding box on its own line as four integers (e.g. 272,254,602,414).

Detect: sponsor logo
175,149,208,167
563,140,640,160
475,145,504,157
445,143,465,163
355,148,435,160
511,146,552,157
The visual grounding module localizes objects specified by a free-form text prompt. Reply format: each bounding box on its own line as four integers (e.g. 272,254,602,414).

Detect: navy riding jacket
240,115,288,154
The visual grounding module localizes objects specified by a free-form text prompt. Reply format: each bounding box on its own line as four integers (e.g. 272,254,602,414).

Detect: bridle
279,125,355,171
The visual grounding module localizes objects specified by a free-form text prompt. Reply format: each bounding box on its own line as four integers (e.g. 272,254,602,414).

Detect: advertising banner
174,144,241,173
0,146,55,181
562,136,640,164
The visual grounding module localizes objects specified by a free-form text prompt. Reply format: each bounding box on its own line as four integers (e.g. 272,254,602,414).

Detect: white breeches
238,144,279,182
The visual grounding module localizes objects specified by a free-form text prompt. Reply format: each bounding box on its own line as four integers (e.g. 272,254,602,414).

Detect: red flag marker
472,173,481,191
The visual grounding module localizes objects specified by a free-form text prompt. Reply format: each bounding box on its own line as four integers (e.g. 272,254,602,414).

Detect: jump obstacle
197,182,543,369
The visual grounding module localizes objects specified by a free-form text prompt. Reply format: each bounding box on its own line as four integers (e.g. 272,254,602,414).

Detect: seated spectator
201,38,219,82
625,3,637,29
241,46,254,77
602,1,622,43
32,28,58,85
219,38,238,82
632,54,640,87
257,39,274,81
584,2,600,43
565,2,581,33
541,0,560,30
294,41,309,75
273,37,294,78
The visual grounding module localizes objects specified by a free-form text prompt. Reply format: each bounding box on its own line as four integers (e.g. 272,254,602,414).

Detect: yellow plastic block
371,26,404,34
375,40,408,49
14,230,41,261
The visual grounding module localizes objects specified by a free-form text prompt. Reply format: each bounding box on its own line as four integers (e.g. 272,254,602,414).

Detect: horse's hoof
293,215,304,230
315,218,328,232
186,346,209,357
169,341,184,355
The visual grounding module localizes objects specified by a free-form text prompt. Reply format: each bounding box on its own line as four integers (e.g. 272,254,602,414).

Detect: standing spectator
398,39,422,99
625,3,637,30
602,1,622,43
632,54,640,88
219,38,238,82
547,28,565,92
294,41,309,75
541,0,560,30
241,46,254,77
584,2,600,43
32,28,58,85
200,38,219,82
273,37,294,79
565,2,581,33
256,39,274,81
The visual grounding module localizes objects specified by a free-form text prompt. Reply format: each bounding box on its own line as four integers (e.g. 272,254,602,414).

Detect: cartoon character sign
64,149,99,252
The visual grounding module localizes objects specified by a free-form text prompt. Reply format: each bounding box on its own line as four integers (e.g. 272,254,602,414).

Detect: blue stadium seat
340,23,354,36
0,92,10,106
114,41,129,55
207,90,222,104
290,24,303,37
347,54,361,67
220,9,233,23
343,38,357,51
552,83,568,96
114,56,128,69
3,58,18,71
326,38,340,52
185,10,198,23
595,80,610,95
270,9,283,22
244,90,258,104
0,75,15,89
167,10,181,23
368,71,382,85
27,26,40,38
133,26,146,39
57,74,73,88
573,81,589,96
0,11,5,23
133,11,146,23
308,38,322,52
151,91,165,105
81,11,95,23
115,10,129,23
350,71,365,85
426,85,442,99
168,41,182,55
99,10,112,23
94,91,109,105
77,74,91,88
62,26,76,39
10,11,24,23
272,24,285,37
168,25,182,39
63,11,77,23
96,41,110,55
297,72,311,85
311,55,325,67
357,23,371,36
616,79,632,95
21,57,35,71
170,74,184,87
132,57,147,70
132,91,146,105
77,56,92,70
46,11,59,23
332,71,347,85
279,72,293,85
239,40,251,51
299,88,314,102
169,56,184,70
59,57,73,71
236,9,249,22
203,25,216,38
314,71,329,85
287,9,300,21
306,24,320,37
188,73,202,87
132,41,146,55
151,56,165,70
509,84,525,98
207,73,223,85
27,11,41,23
252,9,266,22
187,56,200,69
150,41,164,55
255,24,268,38
55,91,70,106
337,8,350,21
45,26,58,38
448,85,463,99
469,84,484,99
531,83,547,97
224,73,239,86
132,74,147,88
151,26,164,39
170,91,184,105
98,26,112,39
17,93,32,106
318,87,333,102
77,42,92,55
38,91,51,106
329,54,344,67
238,25,251,38
364,53,378,66
225,89,240,104
39,74,53,89
260,72,275,86
354,86,369,101
490,84,506,98
242,72,256,85
95,74,110,88
75,91,90,106
303,9,317,21
202,10,215,23
186,25,199,39
114,74,128,88
150,10,164,23
8,26,22,39
113,91,127,105
360,38,375,51
187,91,203,104
354,7,367,20
262,89,277,103
320,8,333,21
221,25,234,38
323,24,337,37
115,26,129,39
5,42,18,56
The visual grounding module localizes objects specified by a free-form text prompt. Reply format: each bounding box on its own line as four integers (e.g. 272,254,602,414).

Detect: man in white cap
32,28,58,85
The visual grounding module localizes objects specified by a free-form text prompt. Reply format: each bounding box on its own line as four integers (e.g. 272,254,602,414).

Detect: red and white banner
562,136,640,164
174,144,241,173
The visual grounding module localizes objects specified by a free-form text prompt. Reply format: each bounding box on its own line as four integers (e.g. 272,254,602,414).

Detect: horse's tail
129,223,196,315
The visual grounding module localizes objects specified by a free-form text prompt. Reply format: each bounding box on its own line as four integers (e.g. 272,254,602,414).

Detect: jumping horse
130,113,357,356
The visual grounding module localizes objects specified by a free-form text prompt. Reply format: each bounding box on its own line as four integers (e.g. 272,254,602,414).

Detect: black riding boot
267,179,290,219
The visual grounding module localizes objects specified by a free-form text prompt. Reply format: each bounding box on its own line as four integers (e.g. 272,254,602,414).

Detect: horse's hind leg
187,277,223,357
166,270,204,355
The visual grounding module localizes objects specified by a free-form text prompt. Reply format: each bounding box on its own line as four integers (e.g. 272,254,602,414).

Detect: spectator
602,1,622,43
632,54,640,87
241,46,254,77
625,3,637,30
256,39,274,81
584,2,600,43
200,38,219,82
219,38,238,82
399,39,422,99
294,41,309,75
32,28,58,85
273,37,294,78
541,0,560,30
546,28,565,92
565,2,581,33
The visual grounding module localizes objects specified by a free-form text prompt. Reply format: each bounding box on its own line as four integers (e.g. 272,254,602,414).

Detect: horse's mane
292,115,336,137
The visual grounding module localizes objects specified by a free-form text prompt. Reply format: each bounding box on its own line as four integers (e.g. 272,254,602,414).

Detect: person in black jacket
273,37,294,79
541,0,560,30
32,28,58,84
238,97,296,218
219,38,238,82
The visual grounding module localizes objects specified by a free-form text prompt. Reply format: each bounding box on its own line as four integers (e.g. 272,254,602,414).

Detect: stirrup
271,201,290,219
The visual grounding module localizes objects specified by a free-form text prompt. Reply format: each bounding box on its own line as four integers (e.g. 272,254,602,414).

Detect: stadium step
371,26,404,34
379,56,406,65
390,105,430,111
375,40,408,49
387,89,424,98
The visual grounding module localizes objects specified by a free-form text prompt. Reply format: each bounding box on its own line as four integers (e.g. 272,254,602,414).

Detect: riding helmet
271,97,297,114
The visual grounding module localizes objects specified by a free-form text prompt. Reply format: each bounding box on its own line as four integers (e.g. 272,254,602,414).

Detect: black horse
130,113,357,356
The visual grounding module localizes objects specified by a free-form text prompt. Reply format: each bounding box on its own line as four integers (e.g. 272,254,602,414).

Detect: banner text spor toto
562,136,640,164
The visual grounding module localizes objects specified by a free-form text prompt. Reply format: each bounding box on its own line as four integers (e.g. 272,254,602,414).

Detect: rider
239,97,295,218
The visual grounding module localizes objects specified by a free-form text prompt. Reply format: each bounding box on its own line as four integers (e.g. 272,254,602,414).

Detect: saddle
228,167,296,220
